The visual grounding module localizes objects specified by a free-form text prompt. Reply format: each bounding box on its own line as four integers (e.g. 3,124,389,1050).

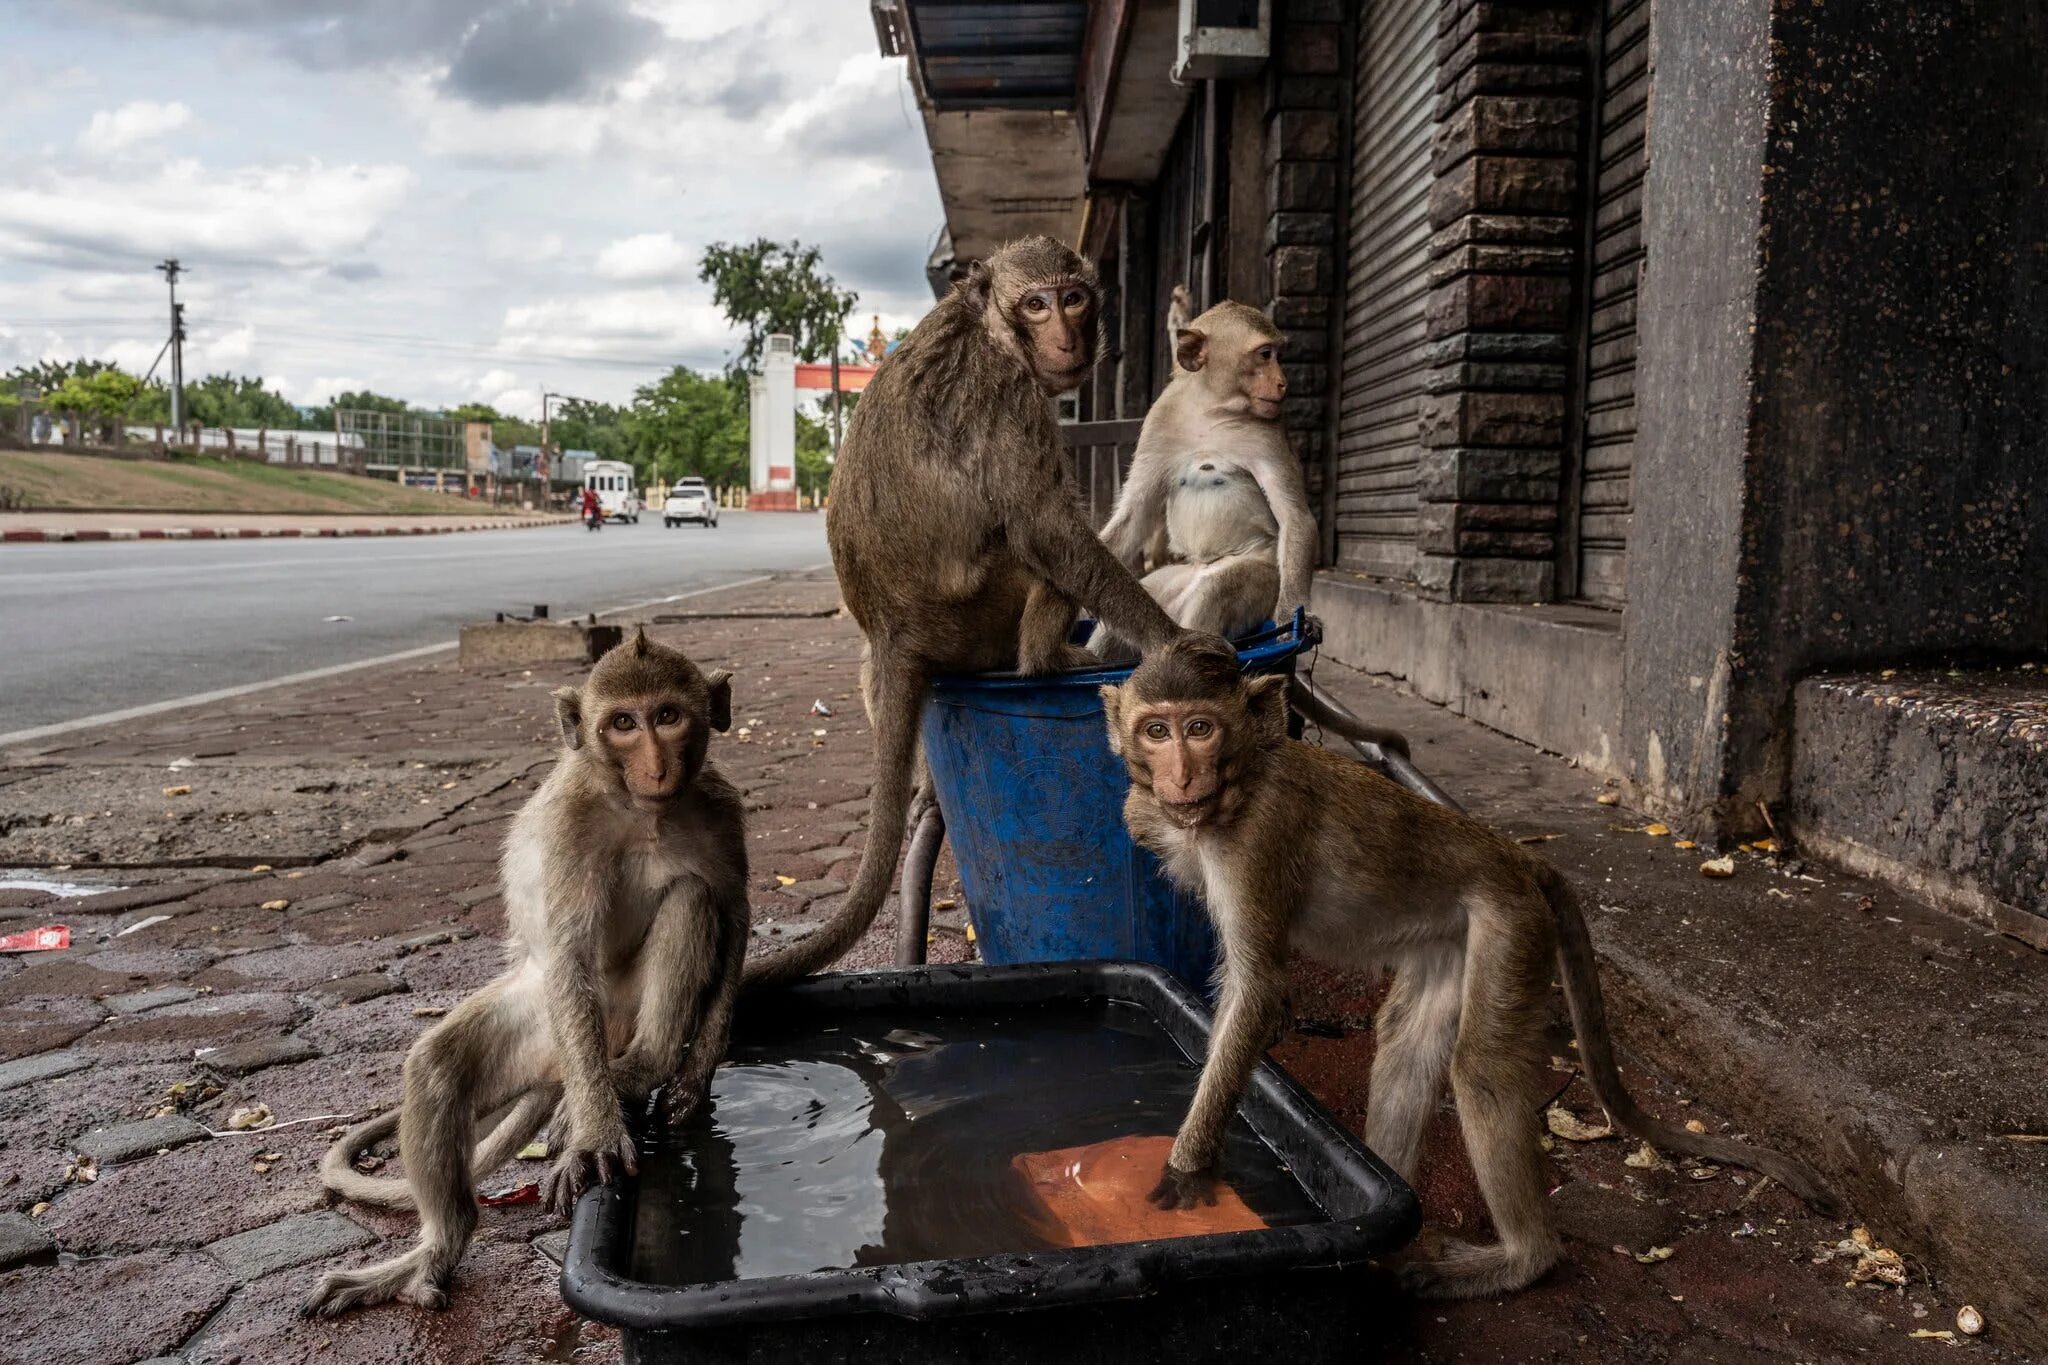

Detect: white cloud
498,285,735,368
593,231,691,282
0,158,414,270
77,99,193,155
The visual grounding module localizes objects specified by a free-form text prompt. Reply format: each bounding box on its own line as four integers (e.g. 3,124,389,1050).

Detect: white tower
762,334,796,493
747,373,768,493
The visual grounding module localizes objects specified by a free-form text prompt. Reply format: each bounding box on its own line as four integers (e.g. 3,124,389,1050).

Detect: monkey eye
1144,721,1171,741
1023,296,1050,314
1185,719,1214,738
609,713,637,732
1257,347,1274,361
654,704,680,726
1063,288,1088,309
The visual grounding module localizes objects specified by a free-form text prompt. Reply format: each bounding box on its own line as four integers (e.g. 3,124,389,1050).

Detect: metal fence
1060,418,1142,528
335,408,467,472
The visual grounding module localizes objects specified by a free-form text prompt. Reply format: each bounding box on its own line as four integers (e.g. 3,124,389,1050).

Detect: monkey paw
1148,1162,1219,1211
542,1128,638,1215
658,1073,713,1128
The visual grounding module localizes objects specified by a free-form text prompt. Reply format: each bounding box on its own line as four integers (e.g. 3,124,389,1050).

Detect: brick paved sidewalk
0,571,2006,1364
0,511,570,542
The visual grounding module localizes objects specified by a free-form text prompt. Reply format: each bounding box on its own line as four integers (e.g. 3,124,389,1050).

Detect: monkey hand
542,1118,637,1215
1148,1161,1219,1212
657,1066,715,1129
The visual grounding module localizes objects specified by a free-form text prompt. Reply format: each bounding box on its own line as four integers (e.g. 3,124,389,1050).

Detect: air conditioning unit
1174,0,1271,82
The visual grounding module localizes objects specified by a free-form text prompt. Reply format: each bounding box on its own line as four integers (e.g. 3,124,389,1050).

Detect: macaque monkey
303,630,749,1315
742,235,1184,989
1095,288,1315,644
1089,458,1280,660
1102,636,1836,1299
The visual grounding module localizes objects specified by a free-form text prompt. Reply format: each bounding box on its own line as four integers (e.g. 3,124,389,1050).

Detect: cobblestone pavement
0,572,2012,1363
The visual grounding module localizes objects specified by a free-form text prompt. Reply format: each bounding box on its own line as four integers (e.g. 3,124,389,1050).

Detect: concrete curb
0,517,574,543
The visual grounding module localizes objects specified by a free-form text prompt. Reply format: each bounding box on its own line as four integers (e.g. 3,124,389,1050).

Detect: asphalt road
0,512,830,738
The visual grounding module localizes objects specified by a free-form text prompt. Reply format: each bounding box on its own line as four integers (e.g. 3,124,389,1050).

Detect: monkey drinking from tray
1089,288,1315,659
303,630,750,1316
1101,635,1836,1298
741,236,1186,990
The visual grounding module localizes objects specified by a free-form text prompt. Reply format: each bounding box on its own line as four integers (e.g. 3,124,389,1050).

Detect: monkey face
552,629,734,810
1126,702,1229,826
1235,334,1287,419
1015,279,1097,393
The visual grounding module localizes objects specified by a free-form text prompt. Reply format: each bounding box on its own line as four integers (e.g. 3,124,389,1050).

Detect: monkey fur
1094,290,1315,655
742,236,1184,990
1091,459,1281,659
304,629,750,1316
1102,635,1837,1299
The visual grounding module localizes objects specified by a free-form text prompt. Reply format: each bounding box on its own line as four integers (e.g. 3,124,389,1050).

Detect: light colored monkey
1102,635,1836,1299
1095,288,1315,646
1092,458,1280,659
303,630,748,1315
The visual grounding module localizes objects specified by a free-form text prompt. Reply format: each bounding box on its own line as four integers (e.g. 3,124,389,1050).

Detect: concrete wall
1622,0,2048,836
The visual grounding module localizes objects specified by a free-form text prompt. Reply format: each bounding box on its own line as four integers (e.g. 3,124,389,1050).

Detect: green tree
46,367,147,442
5,358,114,397
301,389,410,430
624,367,748,488
182,373,300,430
549,399,628,465
699,238,858,372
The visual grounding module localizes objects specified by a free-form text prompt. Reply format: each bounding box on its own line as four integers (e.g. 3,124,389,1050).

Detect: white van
582,460,642,523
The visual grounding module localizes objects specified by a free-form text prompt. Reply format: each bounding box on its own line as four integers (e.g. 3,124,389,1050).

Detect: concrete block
72,1115,209,1166
199,1033,321,1076
457,620,624,669
0,1212,55,1271
0,1049,90,1092
205,1210,374,1283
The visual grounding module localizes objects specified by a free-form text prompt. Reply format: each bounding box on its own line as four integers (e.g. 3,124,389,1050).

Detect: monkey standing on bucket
303,630,750,1316
1102,634,1837,1298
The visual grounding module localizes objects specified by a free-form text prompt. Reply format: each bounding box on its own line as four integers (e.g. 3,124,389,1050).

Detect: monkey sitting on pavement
1090,289,1314,659
740,235,1186,990
303,629,750,1316
1101,635,1836,1299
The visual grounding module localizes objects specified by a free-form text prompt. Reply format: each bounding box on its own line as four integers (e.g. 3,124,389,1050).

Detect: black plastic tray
562,961,1419,1364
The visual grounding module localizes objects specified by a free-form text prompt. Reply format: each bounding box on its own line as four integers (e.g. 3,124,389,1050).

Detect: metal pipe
894,795,945,967
1288,675,1464,814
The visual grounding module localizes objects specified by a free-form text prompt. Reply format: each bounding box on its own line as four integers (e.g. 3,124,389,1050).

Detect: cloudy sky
0,0,943,417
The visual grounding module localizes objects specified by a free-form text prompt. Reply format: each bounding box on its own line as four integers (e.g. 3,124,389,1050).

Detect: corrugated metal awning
905,1,1086,111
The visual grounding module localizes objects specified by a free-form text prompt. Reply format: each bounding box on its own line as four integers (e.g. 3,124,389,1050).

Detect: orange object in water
1011,1134,1268,1248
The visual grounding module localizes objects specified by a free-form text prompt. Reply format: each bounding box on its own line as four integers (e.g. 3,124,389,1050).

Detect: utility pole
157,259,186,434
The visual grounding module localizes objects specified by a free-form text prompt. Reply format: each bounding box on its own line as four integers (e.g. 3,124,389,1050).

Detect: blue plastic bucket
920,615,1315,991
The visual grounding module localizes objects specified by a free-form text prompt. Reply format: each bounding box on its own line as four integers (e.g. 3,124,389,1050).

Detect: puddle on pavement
0,871,126,898
629,999,1323,1286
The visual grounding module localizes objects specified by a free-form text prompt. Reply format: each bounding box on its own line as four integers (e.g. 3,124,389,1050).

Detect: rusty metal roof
904,1,1086,111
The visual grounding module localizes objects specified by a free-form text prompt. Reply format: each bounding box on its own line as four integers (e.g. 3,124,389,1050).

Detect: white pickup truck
663,478,719,528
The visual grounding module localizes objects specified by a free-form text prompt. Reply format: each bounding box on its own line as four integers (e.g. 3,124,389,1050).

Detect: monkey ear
632,625,650,658
551,686,585,751
962,261,992,315
1175,328,1208,374
1099,684,1125,756
1245,673,1289,743
704,669,734,733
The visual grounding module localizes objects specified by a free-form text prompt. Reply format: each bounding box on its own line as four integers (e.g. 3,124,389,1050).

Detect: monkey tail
743,663,926,990
318,1088,556,1211
1537,863,1840,1213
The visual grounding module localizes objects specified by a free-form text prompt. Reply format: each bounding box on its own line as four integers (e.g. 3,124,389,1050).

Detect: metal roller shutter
1576,0,1651,606
1334,0,1438,580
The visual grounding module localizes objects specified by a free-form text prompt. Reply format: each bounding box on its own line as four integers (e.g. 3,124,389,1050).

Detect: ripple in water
629,1000,1324,1285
